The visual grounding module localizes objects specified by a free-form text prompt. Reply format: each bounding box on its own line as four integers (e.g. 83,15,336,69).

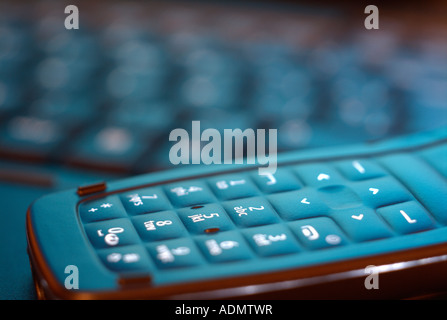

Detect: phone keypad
78,143,447,284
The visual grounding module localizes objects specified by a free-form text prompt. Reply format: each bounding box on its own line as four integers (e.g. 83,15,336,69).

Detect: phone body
26,128,447,299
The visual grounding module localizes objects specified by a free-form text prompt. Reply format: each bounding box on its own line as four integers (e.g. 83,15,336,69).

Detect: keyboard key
164,180,216,207
131,211,188,241
0,115,66,159
207,174,259,200
250,168,302,194
268,188,330,220
120,187,172,215
195,231,253,263
331,207,393,242
146,238,205,269
69,125,148,171
293,163,345,188
335,159,387,181
80,195,127,223
177,203,234,234
243,224,301,257
377,201,435,234
351,176,413,208
222,197,280,227
288,217,348,250
98,245,153,273
85,218,140,249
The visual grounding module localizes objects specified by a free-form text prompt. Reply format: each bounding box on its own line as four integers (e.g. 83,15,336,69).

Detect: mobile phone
26,128,447,299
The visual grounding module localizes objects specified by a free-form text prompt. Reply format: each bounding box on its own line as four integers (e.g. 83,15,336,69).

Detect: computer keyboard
0,1,446,174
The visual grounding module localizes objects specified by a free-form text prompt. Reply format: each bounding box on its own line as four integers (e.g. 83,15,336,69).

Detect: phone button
85,218,140,249
80,195,127,223
335,159,386,181
288,217,348,250
293,163,344,188
377,201,435,235
120,187,172,215
208,174,260,200
351,176,412,209
268,187,330,220
222,197,280,227
195,231,253,263
242,224,301,257
251,168,302,194
164,180,216,207
131,211,188,241
98,245,153,273
146,238,204,269
331,207,394,242
177,203,234,234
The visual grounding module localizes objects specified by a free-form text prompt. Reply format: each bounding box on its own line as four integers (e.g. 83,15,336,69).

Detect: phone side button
77,181,107,196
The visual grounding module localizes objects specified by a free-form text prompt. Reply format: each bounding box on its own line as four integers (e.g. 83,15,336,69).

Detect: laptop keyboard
0,1,446,174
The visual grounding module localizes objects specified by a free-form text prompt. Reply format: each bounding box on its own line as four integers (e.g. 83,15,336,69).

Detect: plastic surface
26,128,447,298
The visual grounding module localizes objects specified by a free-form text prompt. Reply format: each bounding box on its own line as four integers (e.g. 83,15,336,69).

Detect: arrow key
332,207,393,242
352,177,413,209
268,188,330,220
293,163,344,188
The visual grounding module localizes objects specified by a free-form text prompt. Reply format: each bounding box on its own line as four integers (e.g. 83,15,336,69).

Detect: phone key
377,201,435,234
318,185,362,210
146,238,205,269
177,203,234,234
120,187,172,215
351,176,413,209
84,218,140,249
222,197,280,228
250,168,302,194
0,115,66,159
418,144,447,179
268,187,330,220
207,174,259,200
293,163,345,188
68,125,147,172
164,180,216,207
195,231,253,263
288,217,348,250
331,207,394,242
335,159,387,181
131,211,188,241
98,245,153,273
242,224,301,257
80,195,127,223
378,154,447,224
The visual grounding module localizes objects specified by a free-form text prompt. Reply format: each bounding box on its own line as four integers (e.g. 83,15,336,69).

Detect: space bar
378,153,447,225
